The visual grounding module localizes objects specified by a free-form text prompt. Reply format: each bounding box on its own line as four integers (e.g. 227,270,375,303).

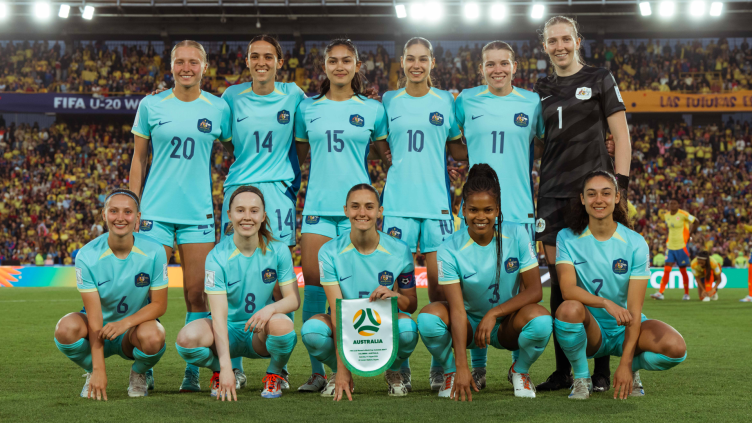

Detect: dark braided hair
565,170,632,235
316,39,364,100
462,164,504,284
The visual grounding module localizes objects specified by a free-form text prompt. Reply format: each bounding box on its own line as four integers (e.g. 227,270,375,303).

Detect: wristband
616,174,629,192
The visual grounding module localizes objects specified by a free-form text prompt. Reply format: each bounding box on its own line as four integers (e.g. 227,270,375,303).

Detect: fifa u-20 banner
0,93,144,114
621,90,752,113
336,297,399,377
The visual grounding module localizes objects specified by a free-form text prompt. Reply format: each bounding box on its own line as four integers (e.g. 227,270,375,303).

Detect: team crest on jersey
613,258,629,275
223,222,234,236
140,220,153,232
535,218,546,233
262,268,278,284
349,114,365,127
197,118,212,133
135,272,150,288
378,271,394,286
277,110,291,124
387,227,402,239
429,112,444,126
575,87,592,100
505,257,520,273
305,216,320,225
514,113,529,127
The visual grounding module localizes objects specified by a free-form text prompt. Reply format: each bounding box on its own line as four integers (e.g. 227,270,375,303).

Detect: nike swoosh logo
310,117,321,123
471,115,483,120
158,121,171,126
574,260,587,265
463,273,477,279
541,95,553,101
236,117,249,122
390,116,401,121
279,233,290,238
340,276,352,282
203,230,212,235
228,280,241,287
97,280,111,286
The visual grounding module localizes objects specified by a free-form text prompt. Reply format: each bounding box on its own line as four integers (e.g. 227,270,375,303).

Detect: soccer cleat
630,371,645,397
740,296,752,303
385,370,408,397
233,368,247,390
280,369,290,390
145,368,154,391
472,367,487,390
510,367,536,398
298,373,327,392
429,369,445,392
438,372,455,398
400,367,412,392
128,370,149,397
209,372,220,398
261,373,284,399
535,371,573,392
320,373,337,397
568,377,592,400
682,294,691,301
702,297,710,302
179,368,201,392
591,372,610,392
80,373,92,398
650,292,665,300
711,293,718,301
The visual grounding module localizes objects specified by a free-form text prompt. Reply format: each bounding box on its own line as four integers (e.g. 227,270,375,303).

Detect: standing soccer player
300,184,418,399
534,16,632,393
130,40,232,393
220,35,304,389
554,171,686,400
377,37,465,391
690,250,721,301
54,189,168,399
294,39,389,391
650,199,699,301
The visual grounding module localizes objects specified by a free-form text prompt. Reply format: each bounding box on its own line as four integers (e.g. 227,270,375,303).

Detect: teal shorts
222,182,297,247
466,313,504,350
139,219,215,246
207,317,268,360
301,215,350,238
382,216,454,254
589,314,648,359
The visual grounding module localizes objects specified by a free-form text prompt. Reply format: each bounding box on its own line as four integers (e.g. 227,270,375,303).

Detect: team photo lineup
2,3,752,421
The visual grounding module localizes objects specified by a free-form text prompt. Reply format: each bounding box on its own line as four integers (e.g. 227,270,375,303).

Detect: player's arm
80,291,108,400
322,283,354,401
371,139,392,171
558,263,632,326
447,139,468,161
614,277,647,399
606,110,631,179
207,292,234,390
220,139,234,156
689,217,700,235
129,135,149,198
533,137,544,160
443,281,477,401
100,288,167,341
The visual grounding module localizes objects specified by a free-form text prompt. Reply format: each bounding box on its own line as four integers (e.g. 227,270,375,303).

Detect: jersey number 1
557,106,563,130
491,131,504,154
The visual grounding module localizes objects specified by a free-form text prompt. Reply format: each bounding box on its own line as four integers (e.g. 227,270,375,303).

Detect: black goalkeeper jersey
534,65,626,199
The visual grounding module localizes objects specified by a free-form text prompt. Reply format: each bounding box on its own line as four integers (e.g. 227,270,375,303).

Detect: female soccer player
376,37,465,391
300,184,418,400
294,39,389,391
651,199,699,301
554,171,686,400
417,164,552,400
53,189,168,400
175,186,299,400
130,40,231,393
219,34,304,391
690,250,721,301
534,16,632,392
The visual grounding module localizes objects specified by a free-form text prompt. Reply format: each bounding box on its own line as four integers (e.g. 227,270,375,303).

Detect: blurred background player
743,254,752,303
300,184,418,400
554,171,686,400
417,164,552,400
651,199,699,301
377,37,464,391
54,189,168,400
129,40,232,392
294,39,390,393
690,250,721,302
175,186,299,400
533,16,632,393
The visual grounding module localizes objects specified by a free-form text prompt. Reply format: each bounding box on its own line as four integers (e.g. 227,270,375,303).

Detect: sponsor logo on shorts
353,308,381,336
505,258,520,273
387,227,402,239
378,270,394,286
535,218,546,233
429,112,444,126
140,220,153,232
613,258,629,274
262,268,278,284
205,270,215,288
305,216,320,225
277,110,291,124
575,87,592,100
197,118,213,133
134,272,150,288
349,114,365,127
514,113,529,127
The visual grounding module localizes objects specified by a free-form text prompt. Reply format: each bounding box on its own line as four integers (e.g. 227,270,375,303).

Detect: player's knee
417,312,448,338
418,302,447,318
267,314,294,336
54,314,84,343
175,327,200,349
301,319,332,352
555,300,585,323
663,336,687,359
183,287,206,308
137,326,165,354
522,314,554,341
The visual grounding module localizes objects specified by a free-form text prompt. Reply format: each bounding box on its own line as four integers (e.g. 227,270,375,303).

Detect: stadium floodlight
490,3,507,21
639,2,652,16
464,3,480,20
709,1,722,16
690,1,705,16
0,3,6,19
82,5,94,19
395,4,407,18
659,1,675,17
409,2,426,20
425,2,443,22
531,4,544,19
58,4,69,18
34,2,51,20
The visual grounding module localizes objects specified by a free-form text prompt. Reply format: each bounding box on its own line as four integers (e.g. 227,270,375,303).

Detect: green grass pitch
2,287,751,422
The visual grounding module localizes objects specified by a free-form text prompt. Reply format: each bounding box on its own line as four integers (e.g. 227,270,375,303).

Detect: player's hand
334,367,354,402
88,370,108,401
451,366,478,402
148,88,168,96
605,134,615,157
100,321,129,341
475,313,497,349
384,148,392,167
448,165,463,182
369,285,398,302
245,305,275,333
217,368,237,401
604,300,632,326
364,87,381,102
613,364,633,400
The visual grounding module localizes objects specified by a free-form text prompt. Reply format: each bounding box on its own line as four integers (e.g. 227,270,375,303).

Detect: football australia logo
197,118,212,133
575,87,592,100
514,113,529,127
387,227,402,239
349,114,365,127
277,110,291,124
140,220,153,232
613,258,629,274
429,112,444,126
353,308,381,336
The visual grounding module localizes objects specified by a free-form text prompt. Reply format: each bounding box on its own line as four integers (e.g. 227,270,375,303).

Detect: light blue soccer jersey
555,223,651,330
221,82,305,191
132,89,232,225
294,95,387,216
455,86,544,224
319,231,415,300
438,223,538,319
204,237,296,325
381,88,462,219
76,233,168,325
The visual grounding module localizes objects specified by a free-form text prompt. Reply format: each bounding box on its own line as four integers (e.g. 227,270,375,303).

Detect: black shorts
536,197,577,245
